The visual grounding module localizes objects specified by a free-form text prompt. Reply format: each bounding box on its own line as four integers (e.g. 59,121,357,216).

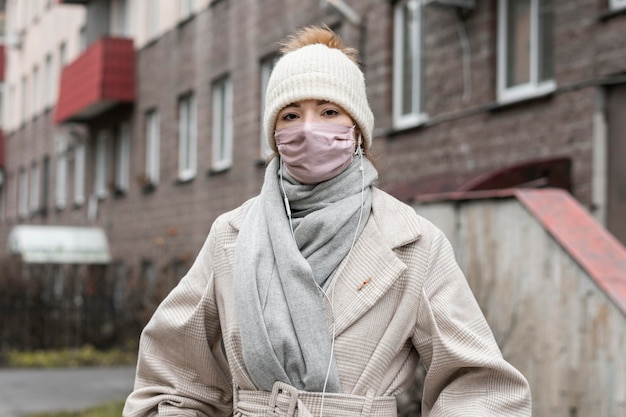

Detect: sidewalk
0,366,136,417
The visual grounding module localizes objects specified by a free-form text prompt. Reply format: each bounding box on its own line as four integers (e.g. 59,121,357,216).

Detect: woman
123,26,531,417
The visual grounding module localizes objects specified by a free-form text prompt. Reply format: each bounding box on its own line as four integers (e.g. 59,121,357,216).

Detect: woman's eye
322,108,339,117
281,113,298,121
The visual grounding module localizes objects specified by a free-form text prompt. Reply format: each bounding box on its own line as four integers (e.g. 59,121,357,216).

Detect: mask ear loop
279,156,296,240
352,132,365,251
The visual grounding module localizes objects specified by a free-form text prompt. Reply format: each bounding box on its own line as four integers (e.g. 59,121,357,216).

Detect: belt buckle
269,381,299,416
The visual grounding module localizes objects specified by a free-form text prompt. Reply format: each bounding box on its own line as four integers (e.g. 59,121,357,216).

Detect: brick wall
1,0,626,311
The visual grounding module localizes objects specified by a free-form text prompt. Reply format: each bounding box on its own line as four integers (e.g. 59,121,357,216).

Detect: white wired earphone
279,132,366,417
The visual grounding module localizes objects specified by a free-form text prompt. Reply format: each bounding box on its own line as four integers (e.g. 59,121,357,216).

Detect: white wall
3,0,213,131
4,1,85,131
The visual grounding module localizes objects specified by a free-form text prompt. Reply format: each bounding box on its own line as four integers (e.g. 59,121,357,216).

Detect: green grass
23,400,125,417
4,345,136,368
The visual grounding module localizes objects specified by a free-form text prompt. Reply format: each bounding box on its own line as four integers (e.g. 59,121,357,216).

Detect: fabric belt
233,381,397,417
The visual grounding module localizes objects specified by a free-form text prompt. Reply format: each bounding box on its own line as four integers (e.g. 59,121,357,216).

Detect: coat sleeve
412,226,532,417
123,217,232,417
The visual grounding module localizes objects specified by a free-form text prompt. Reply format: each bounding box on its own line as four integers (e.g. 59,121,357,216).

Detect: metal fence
0,259,148,351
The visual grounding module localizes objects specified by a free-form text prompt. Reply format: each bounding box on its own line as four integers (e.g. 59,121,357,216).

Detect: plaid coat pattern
123,188,531,417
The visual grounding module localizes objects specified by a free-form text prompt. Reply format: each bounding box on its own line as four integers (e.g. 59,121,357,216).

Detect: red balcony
0,45,5,81
55,37,135,124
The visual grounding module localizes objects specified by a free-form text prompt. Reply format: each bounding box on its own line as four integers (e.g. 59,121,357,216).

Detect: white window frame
211,77,233,172
44,54,53,109
18,168,28,219
611,0,626,10
180,0,194,20
178,94,197,181
145,110,161,186
393,0,427,130
497,0,556,104
95,131,110,199
29,163,40,214
260,56,277,159
74,142,86,206
115,122,131,193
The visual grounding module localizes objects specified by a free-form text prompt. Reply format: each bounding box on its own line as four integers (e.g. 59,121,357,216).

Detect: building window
0,85,4,128
20,76,27,125
115,122,131,193
180,0,193,20
79,26,87,52
56,148,67,210
0,170,5,222
141,259,156,294
260,56,277,159
7,85,14,130
95,131,109,199
178,94,197,181
44,54,53,110
42,156,50,215
32,66,39,117
611,0,626,10
147,0,159,39
18,167,28,218
74,141,86,206
21,0,28,28
393,0,426,129
498,0,555,104
211,77,233,172
29,162,40,215
113,0,130,37
59,42,67,68
145,109,160,187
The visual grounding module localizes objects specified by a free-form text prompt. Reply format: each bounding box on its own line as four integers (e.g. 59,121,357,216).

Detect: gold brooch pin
357,277,372,291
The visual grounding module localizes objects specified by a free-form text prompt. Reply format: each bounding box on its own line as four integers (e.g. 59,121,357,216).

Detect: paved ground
0,366,136,417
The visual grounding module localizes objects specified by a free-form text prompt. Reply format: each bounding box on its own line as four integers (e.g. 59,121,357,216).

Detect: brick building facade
0,0,625,316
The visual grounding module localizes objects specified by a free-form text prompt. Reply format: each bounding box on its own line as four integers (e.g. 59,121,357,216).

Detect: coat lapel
328,215,407,336
227,189,423,337
328,188,422,336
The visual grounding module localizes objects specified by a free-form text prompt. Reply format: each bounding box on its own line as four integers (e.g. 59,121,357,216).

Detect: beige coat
123,188,531,417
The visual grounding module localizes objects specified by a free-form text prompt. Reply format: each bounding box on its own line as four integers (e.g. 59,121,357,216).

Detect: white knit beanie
264,43,374,152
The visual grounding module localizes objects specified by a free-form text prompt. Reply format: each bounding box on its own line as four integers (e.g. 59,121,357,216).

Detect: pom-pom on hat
264,27,374,152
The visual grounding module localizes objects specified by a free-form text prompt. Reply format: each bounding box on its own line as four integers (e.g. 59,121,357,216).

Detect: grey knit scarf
232,156,378,392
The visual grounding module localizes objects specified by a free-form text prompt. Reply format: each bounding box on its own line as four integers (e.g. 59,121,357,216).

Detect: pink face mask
275,122,356,184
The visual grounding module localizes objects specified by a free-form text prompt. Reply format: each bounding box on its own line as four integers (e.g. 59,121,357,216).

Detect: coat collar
227,188,423,336
227,187,423,249
326,188,422,335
